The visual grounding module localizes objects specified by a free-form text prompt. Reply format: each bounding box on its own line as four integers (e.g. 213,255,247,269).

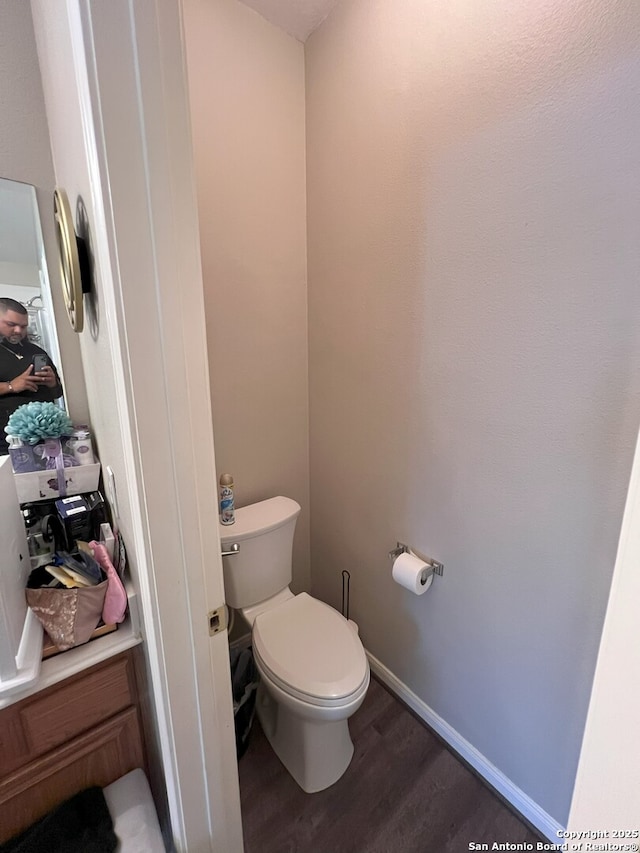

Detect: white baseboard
366,651,564,843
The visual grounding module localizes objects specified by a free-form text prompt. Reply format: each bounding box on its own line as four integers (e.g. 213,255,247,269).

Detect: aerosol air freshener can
219,473,235,525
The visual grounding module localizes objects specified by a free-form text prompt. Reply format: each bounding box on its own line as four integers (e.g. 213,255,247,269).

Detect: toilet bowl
250,592,369,793
220,497,370,792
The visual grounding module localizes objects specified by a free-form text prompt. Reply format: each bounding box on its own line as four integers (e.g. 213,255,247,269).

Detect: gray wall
184,0,311,594
306,0,640,824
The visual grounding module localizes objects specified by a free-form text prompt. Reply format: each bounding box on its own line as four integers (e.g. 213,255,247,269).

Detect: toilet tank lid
219,496,300,544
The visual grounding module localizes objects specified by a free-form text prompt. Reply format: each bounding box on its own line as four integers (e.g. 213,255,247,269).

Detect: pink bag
89,540,127,624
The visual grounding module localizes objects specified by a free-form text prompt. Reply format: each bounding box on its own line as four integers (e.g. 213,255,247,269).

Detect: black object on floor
0,786,117,853
230,645,260,758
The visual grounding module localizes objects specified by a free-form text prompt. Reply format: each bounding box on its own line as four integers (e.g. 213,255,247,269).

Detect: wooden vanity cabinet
0,648,147,843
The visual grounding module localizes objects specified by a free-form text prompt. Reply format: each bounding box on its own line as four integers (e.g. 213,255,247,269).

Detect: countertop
0,586,142,710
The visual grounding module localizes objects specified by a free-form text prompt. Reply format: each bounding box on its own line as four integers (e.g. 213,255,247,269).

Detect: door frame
55,1,243,849
567,419,640,830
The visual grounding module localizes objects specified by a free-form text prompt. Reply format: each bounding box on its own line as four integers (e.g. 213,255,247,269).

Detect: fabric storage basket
26,581,108,652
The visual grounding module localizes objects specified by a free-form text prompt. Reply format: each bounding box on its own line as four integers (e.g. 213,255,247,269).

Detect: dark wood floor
239,676,543,853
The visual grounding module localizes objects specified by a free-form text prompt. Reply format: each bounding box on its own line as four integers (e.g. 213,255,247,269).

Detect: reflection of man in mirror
0,298,63,454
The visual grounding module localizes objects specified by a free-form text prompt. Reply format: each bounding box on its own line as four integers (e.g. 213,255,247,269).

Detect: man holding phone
0,297,63,453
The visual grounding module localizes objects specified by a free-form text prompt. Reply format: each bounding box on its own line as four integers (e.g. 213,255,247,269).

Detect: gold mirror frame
53,187,84,333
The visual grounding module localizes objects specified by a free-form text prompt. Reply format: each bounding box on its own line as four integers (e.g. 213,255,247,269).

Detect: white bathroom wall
184,0,310,593
306,0,640,827
0,0,88,423
0,285,38,301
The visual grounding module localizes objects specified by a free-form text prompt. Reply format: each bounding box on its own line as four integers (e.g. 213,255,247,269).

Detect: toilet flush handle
221,543,240,557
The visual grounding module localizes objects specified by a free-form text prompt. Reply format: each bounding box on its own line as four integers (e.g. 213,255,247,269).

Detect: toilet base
256,681,356,793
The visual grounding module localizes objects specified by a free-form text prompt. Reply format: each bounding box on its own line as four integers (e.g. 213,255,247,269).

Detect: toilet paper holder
388,542,444,578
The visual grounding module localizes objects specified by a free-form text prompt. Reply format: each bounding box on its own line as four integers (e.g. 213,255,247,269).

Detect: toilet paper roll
392,551,434,595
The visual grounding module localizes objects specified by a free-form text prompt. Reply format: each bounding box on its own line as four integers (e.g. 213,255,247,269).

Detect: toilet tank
219,496,301,609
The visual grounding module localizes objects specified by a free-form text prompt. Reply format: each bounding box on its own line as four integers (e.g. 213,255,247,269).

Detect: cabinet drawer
0,709,29,775
0,706,144,844
17,654,136,759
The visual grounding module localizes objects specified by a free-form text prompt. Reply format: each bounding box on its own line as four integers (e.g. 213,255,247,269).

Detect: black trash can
229,646,260,759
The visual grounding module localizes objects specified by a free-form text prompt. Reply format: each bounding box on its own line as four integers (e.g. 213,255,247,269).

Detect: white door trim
567,419,640,832
63,1,243,849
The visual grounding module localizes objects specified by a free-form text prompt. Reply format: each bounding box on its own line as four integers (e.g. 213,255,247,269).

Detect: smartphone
33,354,48,373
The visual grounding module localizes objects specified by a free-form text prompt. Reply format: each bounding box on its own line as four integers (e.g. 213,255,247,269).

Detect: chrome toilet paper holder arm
388,542,444,577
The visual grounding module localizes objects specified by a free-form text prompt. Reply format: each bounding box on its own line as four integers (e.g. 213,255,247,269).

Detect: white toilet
220,496,370,793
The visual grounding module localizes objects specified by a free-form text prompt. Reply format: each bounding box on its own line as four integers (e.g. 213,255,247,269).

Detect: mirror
0,177,65,416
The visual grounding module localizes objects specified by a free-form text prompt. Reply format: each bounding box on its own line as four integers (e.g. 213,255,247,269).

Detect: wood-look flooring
239,676,543,853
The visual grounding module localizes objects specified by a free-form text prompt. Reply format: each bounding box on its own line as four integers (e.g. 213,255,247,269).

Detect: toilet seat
252,593,369,707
